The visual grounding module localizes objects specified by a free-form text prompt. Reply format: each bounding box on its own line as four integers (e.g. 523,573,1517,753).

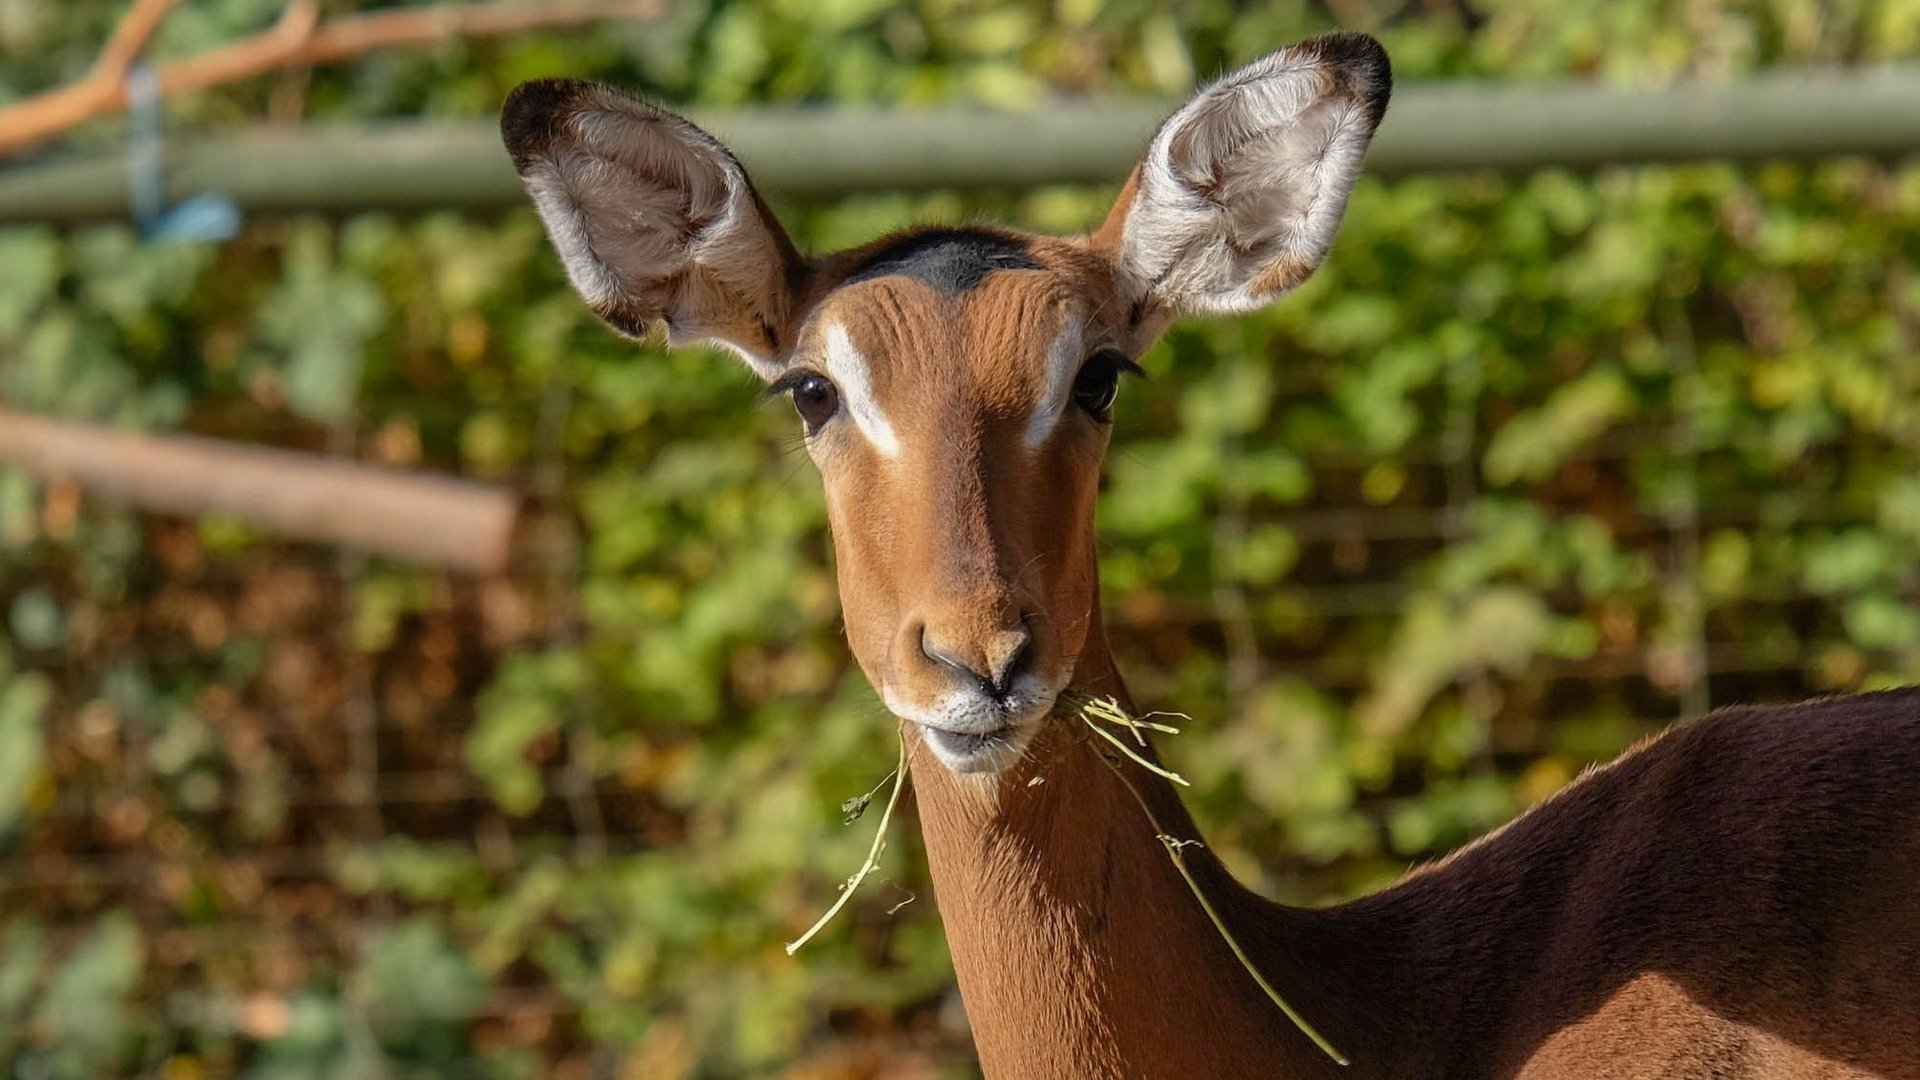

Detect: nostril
919,624,1033,703
920,630,975,681
985,629,1032,700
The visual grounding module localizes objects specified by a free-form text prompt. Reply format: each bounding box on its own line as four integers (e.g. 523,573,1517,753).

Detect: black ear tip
1306,31,1388,71
1304,31,1392,126
500,78,596,163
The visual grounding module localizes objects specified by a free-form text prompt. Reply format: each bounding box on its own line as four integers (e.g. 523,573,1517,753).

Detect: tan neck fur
907,612,1384,1078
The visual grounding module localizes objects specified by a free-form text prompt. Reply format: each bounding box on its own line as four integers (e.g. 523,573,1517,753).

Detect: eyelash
1071,349,1143,422
768,368,842,435
766,349,1140,437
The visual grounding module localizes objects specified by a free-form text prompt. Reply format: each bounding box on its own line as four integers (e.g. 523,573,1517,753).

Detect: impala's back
1339,687,1920,1078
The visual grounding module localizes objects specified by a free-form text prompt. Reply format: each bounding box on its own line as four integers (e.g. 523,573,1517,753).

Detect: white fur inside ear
1116,44,1382,314
707,336,784,382
512,85,796,374
521,156,623,312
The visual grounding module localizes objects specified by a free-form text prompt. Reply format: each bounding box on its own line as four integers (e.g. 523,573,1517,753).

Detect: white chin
915,722,1040,774
885,676,1060,775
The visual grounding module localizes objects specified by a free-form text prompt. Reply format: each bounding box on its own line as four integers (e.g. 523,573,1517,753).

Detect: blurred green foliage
5,0,1920,1076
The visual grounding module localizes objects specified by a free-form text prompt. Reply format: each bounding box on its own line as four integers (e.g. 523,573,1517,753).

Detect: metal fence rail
4,65,1920,223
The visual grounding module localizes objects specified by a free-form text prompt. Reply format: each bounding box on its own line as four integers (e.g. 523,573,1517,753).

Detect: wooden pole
3,67,1920,223
0,0,663,159
0,408,519,574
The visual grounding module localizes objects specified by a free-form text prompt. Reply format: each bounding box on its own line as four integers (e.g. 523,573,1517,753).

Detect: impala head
504,33,1390,775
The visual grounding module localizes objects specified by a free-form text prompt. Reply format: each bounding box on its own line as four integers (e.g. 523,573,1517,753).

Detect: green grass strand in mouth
1078,696,1351,1069
786,735,910,956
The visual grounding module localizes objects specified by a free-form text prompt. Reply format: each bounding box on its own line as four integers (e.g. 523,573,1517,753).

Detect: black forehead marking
843,228,1040,295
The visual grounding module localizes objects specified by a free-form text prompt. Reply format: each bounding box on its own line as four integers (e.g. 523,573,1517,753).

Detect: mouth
885,676,1064,775
915,722,1029,774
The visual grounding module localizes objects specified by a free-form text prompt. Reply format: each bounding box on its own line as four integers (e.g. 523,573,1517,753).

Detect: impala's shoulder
1582,685,1920,804
1680,683,1920,755
1402,686,1920,885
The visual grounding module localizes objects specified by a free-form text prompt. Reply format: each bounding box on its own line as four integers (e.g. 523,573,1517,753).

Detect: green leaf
36,913,142,1065
254,222,386,423
8,588,63,650
0,228,62,335
0,670,50,832
466,650,584,815
1804,531,1893,595
362,919,488,1034
1484,367,1633,485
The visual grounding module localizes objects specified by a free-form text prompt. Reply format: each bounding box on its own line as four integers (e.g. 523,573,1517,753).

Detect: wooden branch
0,408,520,575
0,0,663,159
148,0,321,103
299,1,658,64
0,0,183,157
90,0,183,84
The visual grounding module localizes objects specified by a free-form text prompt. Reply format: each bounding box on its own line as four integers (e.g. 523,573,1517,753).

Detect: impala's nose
920,623,1032,703
889,605,1054,773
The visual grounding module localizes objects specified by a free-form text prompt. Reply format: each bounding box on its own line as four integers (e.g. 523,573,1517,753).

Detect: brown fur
504,32,1920,1078
797,239,1135,722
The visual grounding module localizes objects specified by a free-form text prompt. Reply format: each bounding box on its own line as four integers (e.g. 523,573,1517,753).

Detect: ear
1094,32,1391,319
501,80,807,380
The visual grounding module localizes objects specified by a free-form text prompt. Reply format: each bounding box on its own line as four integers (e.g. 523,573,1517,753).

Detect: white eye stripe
1023,319,1085,449
815,318,1083,456
822,322,902,458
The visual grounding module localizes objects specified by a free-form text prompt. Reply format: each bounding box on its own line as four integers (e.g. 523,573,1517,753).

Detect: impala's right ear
501,80,807,380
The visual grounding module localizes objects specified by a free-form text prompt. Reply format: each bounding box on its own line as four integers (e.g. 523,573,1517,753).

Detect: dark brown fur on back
1277,688,1920,1078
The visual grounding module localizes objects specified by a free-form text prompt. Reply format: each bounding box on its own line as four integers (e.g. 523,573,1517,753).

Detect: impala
502,32,1920,1079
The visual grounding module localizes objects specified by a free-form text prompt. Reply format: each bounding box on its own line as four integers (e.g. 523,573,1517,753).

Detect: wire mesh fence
7,137,1920,1073
6,404,1905,1070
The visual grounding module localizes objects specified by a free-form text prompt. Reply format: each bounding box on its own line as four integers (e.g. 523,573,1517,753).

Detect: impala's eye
1072,349,1140,422
771,370,841,436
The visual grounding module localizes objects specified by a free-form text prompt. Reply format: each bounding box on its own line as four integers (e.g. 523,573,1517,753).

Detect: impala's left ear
1094,32,1391,320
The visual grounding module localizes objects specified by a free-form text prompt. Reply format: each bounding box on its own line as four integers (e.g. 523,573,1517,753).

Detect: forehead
842,227,1041,294
800,229,1111,386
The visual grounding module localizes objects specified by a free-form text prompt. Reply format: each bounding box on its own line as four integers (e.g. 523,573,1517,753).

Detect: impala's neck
908,611,1416,1078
